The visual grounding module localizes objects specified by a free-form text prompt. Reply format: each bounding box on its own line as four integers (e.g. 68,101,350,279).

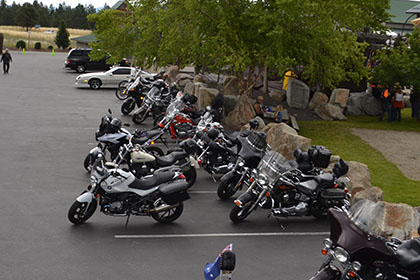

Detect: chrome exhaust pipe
148,203,179,213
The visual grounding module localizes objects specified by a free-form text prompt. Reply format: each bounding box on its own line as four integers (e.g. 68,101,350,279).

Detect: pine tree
55,20,70,50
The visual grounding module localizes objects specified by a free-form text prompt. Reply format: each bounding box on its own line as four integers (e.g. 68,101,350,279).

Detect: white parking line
188,190,217,194
115,232,329,239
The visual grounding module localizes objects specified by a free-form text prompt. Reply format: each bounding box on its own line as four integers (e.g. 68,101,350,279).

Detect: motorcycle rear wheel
132,109,149,124
145,146,164,156
68,199,97,225
151,202,184,224
230,199,255,223
217,180,238,200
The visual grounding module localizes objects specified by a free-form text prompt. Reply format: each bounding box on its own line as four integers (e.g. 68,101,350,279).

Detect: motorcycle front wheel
229,199,256,223
151,202,184,224
183,166,197,188
132,109,149,124
115,85,128,100
121,99,135,115
217,179,239,200
68,199,97,225
83,154,92,172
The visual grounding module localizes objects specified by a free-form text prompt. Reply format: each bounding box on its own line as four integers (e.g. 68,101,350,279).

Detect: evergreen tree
15,2,40,31
55,20,70,49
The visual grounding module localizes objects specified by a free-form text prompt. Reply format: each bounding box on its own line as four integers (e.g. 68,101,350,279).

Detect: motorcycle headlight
323,238,333,249
90,176,98,184
333,247,350,263
258,174,268,185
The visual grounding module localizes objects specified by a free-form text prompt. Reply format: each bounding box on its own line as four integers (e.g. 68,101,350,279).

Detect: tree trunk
0,33,3,54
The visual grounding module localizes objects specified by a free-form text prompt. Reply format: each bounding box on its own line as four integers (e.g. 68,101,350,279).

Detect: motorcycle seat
146,129,162,139
132,137,148,145
129,171,175,190
396,238,420,271
295,180,319,197
155,151,187,167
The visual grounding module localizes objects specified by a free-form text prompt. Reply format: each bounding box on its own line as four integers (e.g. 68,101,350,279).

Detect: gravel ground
352,128,420,181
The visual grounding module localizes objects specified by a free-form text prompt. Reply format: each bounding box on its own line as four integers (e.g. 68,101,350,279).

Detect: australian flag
204,244,233,280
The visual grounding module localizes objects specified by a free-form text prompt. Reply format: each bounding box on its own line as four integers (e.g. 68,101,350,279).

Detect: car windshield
348,199,387,239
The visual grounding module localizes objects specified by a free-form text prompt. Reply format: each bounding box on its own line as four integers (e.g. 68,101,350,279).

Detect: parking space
0,51,328,279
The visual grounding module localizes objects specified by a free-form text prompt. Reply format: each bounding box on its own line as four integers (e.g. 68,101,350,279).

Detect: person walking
392,87,404,122
379,87,393,122
1,48,12,74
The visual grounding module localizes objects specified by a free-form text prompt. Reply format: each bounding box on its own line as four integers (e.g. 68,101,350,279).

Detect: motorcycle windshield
348,200,386,238
166,100,184,117
197,112,213,130
147,87,160,101
257,150,292,185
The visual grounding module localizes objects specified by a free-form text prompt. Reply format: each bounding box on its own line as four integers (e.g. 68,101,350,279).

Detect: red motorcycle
311,199,420,280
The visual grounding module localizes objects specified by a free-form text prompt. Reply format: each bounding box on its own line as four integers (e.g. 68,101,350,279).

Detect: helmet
249,118,259,130
110,118,122,132
207,128,220,140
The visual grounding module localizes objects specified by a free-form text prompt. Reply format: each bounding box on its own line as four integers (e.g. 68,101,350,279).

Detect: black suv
65,48,116,73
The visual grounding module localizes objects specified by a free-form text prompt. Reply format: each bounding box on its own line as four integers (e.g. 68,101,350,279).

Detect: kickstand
275,218,286,230
124,214,131,231
211,173,217,183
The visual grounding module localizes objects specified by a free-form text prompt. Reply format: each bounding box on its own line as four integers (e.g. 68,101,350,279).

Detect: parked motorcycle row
68,69,420,279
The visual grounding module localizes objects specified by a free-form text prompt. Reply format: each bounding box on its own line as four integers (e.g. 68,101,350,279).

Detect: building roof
71,34,97,44
388,0,419,23
407,3,420,14
111,0,126,10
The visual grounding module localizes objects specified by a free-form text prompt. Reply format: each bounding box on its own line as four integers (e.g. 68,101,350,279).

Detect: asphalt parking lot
0,51,330,280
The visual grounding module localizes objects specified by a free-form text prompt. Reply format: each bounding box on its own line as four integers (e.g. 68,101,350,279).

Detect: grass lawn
299,109,420,206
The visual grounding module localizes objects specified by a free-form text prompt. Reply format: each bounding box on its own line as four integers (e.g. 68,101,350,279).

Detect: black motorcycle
311,199,420,280
229,150,350,223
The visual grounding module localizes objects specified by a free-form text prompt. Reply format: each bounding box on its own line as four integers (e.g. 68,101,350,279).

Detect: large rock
346,92,365,116
223,95,240,117
352,187,384,204
223,76,239,95
314,104,347,121
346,161,371,196
361,94,381,116
269,89,286,103
226,95,256,130
286,79,310,109
183,82,194,95
261,123,311,160
197,87,219,109
241,116,265,131
308,92,329,111
330,88,350,108
165,66,179,84
176,73,194,88
194,74,205,83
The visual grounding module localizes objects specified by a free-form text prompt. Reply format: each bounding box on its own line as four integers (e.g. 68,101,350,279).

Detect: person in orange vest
379,86,393,122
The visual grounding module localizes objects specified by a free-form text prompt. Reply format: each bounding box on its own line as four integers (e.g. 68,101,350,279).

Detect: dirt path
352,128,420,181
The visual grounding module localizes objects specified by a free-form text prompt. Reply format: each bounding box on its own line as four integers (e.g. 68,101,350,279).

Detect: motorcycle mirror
124,123,130,127
108,108,112,115
206,106,212,111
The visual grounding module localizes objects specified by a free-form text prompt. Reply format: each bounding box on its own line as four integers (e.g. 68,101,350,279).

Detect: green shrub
16,40,26,49
47,45,53,50
34,42,41,49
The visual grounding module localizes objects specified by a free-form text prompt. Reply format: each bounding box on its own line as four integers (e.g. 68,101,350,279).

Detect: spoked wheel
115,84,129,100
68,199,97,225
183,166,197,188
121,99,135,115
217,179,239,200
83,154,92,172
145,146,164,156
132,109,149,124
151,202,184,223
229,198,256,223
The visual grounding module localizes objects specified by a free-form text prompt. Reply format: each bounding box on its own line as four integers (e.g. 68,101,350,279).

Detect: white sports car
75,67,136,89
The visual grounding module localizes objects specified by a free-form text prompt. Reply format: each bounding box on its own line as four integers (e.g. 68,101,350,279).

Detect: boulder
403,95,411,108
269,89,286,103
330,88,350,108
223,76,239,95
183,82,194,95
286,79,310,109
197,87,219,109
346,93,365,115
308,92,329,111
346,105,364,116
176,73,194,88
226,95,256,130
361,94,382,116
193,74,206,83
165,65,179,84
241,116,265,131
223,95,240,117
352,187,384,204
346,161,371,196
314,104,347,121
261,123,311,160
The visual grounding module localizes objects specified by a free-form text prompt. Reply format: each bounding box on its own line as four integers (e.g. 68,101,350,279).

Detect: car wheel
89,79,102,90
76,64,86,73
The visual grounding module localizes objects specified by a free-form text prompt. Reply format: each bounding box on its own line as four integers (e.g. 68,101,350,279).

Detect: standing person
253,96,265,118
392,87,404,122
1,48,12,74
410,89,419,120
379,87,393,122
274,104,283,123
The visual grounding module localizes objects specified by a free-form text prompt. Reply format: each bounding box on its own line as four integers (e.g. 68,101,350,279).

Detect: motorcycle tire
151,202,184,224
83,154,92,172
132,109,149,124
153,114,165,127
115,85,129,100
68,199,97,225
183,166,197,188
121,99,136,115
217,179,238,200
229,199,256,223
145,146,164,157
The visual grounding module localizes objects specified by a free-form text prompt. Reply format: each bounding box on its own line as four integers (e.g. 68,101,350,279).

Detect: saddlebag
160,180,190,205
320,188,346,200
309,145,332,168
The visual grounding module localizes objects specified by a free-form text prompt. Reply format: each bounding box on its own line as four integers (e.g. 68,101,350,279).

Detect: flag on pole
204,244,233,280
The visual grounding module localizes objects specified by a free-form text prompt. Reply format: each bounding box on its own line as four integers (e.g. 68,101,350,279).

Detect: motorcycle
229,151,350,223
216,130,268,200
311,199,420,280
68,151,190,225
116,69,161,101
